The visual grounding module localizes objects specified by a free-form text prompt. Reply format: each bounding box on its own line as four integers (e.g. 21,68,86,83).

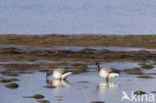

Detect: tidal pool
0,61,156,103
0,60,83,65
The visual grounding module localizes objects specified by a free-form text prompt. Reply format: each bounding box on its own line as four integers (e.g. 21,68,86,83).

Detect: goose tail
62,72,72,80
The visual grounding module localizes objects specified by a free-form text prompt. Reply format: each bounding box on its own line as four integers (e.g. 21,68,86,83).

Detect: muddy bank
1,47,156,75
0,61,88,76
0,47,156,62
1,34,156,48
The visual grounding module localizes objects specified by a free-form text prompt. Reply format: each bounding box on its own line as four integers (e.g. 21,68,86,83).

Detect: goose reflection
46,78,71,88
97,80,118,96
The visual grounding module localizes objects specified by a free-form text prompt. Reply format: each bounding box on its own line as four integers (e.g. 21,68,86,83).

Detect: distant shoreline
0,34,156,49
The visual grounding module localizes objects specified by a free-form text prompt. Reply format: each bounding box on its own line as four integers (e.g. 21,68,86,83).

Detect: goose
46,68,72,80
95,62,120,81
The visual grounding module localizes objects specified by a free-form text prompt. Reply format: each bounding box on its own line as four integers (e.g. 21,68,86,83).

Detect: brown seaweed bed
0,47,156,62
1,34,156,49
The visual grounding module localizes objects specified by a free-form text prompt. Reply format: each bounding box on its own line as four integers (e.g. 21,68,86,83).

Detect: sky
0,0,156,35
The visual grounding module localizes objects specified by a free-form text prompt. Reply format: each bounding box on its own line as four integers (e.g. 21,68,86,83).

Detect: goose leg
106,78,109,82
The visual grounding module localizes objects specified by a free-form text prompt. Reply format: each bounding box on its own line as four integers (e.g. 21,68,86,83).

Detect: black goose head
95,62,99,66
95,62,101,72
46,71,52,78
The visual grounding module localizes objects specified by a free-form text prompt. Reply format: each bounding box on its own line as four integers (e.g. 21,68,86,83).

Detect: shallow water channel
0,61,156,103
1,45,156,52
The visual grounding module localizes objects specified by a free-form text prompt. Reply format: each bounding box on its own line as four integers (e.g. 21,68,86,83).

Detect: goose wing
62,72,72,80
54,68,72,80
108,68,120,78
109,68,120,74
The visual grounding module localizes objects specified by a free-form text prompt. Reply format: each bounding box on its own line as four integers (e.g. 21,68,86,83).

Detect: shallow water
0,60,83,65
1,45,156,52
0,61,156,103
0,71,156,103
0,45,23,49
88,61,140,70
